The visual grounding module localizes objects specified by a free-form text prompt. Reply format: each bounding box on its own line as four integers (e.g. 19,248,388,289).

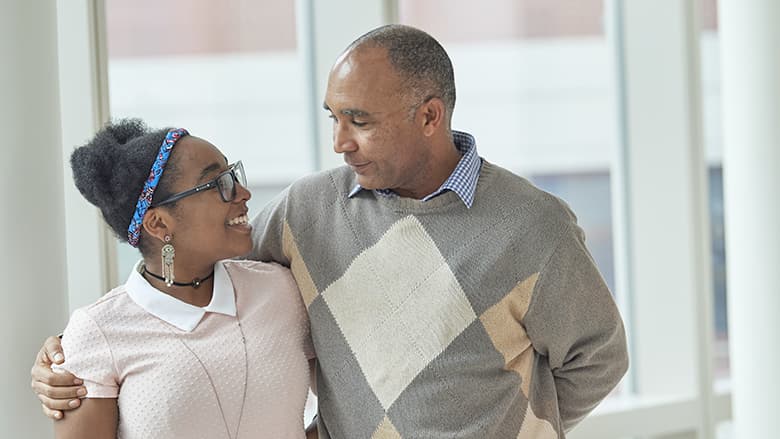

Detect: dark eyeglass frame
152,161,246,208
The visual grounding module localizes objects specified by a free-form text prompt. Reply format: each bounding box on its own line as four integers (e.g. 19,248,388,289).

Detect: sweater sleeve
54,308,120,398
249,187,291,266
523,222,629,431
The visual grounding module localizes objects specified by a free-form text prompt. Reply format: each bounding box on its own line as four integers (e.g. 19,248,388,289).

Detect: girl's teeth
228,215,248,225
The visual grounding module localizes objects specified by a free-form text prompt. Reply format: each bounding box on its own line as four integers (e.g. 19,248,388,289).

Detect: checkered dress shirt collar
347,130,481,208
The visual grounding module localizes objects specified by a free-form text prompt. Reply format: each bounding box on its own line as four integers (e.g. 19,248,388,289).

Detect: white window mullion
614,0,716,438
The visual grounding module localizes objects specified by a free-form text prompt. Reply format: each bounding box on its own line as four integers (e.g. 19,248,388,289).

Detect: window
104,0,311,280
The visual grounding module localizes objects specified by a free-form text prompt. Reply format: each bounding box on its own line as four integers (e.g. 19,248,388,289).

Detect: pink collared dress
57,260,314,439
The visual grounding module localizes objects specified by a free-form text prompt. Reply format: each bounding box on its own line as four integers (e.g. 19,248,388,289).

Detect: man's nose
333,124,358,154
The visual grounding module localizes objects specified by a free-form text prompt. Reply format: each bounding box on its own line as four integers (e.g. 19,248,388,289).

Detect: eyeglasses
152,161,247,207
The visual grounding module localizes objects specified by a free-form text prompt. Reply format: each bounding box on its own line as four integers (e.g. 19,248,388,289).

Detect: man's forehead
330,46,396,83
324,47,408,113
324,81,392,115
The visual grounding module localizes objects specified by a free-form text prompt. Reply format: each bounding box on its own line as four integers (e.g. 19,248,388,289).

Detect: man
32,24,628,438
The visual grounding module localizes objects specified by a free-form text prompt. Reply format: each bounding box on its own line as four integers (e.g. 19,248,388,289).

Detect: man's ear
142,208,173,243
418,97,446,137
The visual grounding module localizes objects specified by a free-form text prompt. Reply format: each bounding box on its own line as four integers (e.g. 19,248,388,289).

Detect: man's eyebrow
323,102,371,118
341,109,370,117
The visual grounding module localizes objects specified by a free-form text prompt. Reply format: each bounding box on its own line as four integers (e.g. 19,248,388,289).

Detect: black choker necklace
141,265,214,289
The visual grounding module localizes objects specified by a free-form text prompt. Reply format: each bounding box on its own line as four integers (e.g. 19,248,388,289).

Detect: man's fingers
36,393,82,411
43,336,65,364
31,380,86,400
31,335,84,422
30,363,81,386
41,404,64,421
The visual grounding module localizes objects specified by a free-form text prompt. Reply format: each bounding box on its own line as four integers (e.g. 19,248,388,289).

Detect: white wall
0,1,69,437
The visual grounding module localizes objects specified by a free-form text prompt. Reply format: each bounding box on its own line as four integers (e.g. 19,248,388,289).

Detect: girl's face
158,136,253,266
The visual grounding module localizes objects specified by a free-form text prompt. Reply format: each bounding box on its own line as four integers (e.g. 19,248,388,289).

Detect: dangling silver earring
161,235,175,287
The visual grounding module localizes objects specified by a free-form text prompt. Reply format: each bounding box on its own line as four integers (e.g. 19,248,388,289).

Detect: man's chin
355,176,378,190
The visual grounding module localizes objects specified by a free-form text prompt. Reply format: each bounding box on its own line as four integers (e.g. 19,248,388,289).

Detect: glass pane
532,173,614,293
104,0,311,281
399,0,604,41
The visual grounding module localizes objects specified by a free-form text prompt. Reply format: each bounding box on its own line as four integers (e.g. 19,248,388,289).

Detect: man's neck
395,140,461,199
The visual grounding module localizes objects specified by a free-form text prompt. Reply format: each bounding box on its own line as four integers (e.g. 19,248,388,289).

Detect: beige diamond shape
282,221,319,307
371,416,403,439
321,216,477,410
479,273,538,397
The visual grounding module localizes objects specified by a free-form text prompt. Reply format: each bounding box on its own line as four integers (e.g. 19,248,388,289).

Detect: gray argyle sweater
250,161,628,439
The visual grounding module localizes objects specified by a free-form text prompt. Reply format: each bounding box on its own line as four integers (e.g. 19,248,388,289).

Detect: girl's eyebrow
198,162,224,181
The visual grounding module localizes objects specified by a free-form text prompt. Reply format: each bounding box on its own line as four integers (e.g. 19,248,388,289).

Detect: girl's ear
141,208,173,243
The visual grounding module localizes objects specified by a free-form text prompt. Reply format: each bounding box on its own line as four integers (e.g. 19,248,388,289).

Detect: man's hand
30,336,86,420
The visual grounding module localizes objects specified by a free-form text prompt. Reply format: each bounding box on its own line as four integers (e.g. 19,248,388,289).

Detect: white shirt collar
125,260,237,332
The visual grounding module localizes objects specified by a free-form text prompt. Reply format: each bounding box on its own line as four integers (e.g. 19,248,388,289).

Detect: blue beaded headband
126,128,189,247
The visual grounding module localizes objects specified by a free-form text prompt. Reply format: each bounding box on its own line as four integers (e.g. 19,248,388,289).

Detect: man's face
323,47,432,198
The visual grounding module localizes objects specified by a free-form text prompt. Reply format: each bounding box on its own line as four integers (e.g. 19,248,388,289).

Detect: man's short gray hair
348,24,456,122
